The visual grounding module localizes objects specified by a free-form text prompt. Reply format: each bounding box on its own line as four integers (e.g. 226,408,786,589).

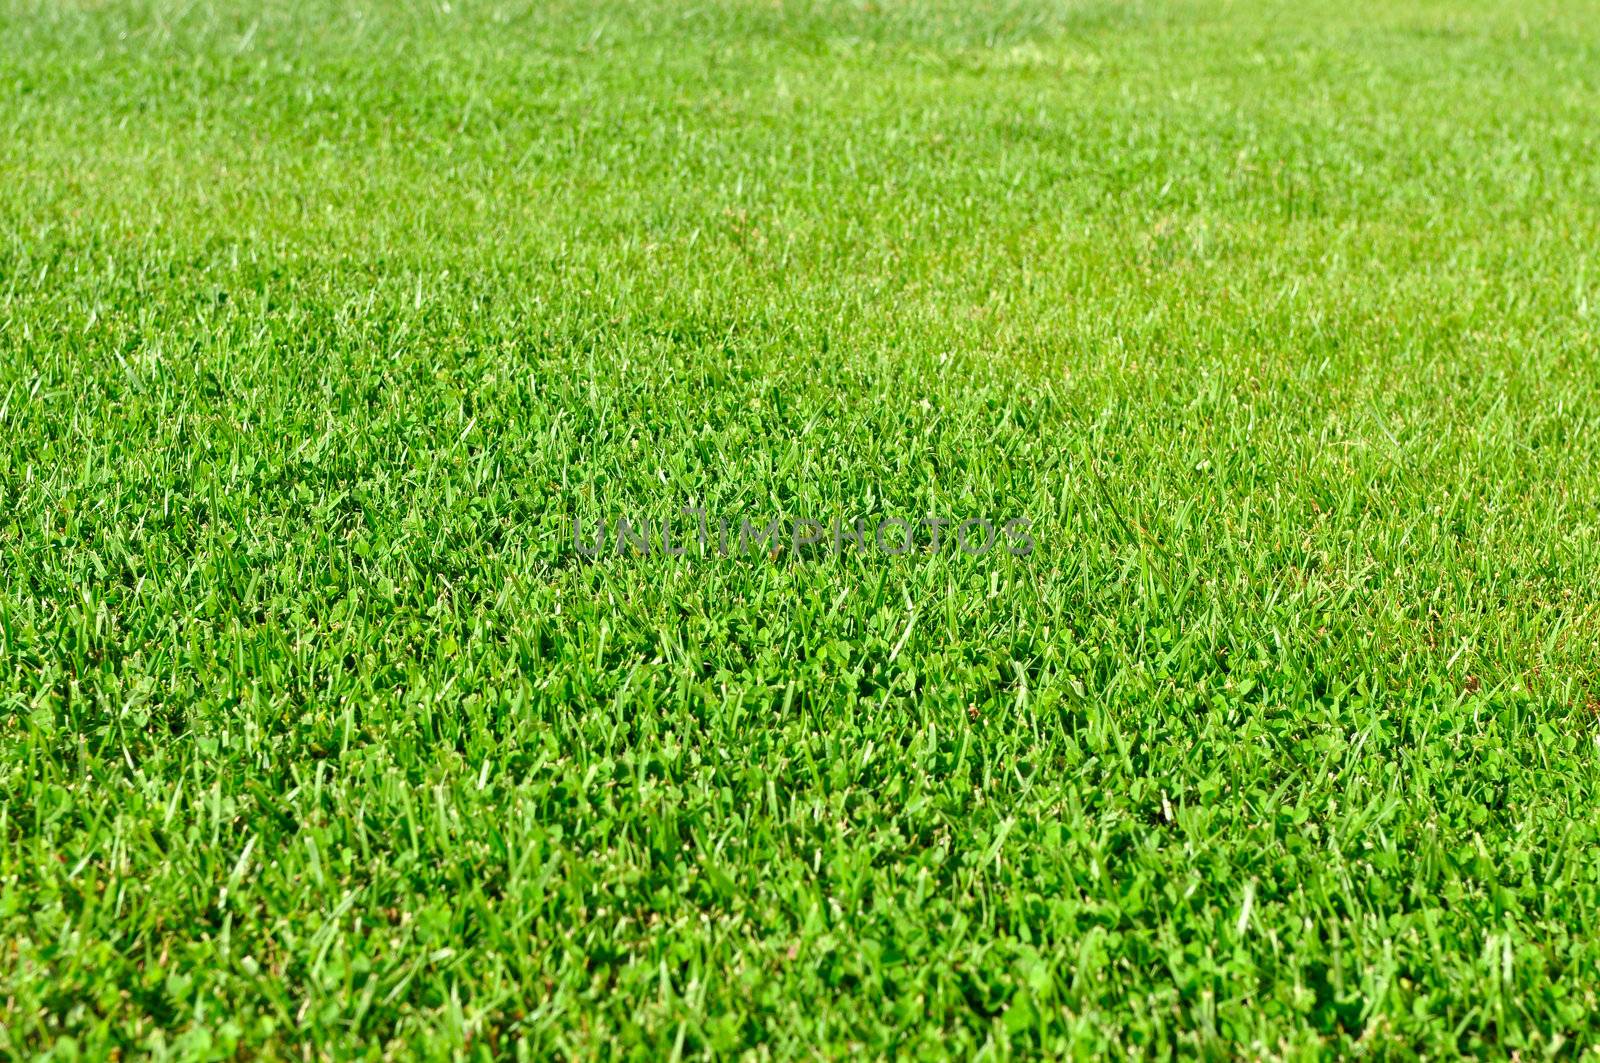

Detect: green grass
4,0,1600,1056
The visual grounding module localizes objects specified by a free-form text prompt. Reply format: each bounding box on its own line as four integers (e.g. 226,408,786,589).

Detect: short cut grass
3,0,1600,1056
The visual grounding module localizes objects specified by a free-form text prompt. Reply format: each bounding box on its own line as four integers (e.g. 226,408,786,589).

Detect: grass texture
4,0,1600,1056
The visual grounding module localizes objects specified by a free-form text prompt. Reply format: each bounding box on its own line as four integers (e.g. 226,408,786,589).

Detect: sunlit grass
3,0,1600,1055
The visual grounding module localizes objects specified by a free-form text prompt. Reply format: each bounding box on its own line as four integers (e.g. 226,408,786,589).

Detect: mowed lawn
4,0,1600,1055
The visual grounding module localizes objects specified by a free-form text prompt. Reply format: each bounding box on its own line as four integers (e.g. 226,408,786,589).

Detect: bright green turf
4,0,1600,1056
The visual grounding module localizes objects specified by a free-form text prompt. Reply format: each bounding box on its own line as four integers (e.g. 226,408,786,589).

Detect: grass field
4,0,1600,1056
